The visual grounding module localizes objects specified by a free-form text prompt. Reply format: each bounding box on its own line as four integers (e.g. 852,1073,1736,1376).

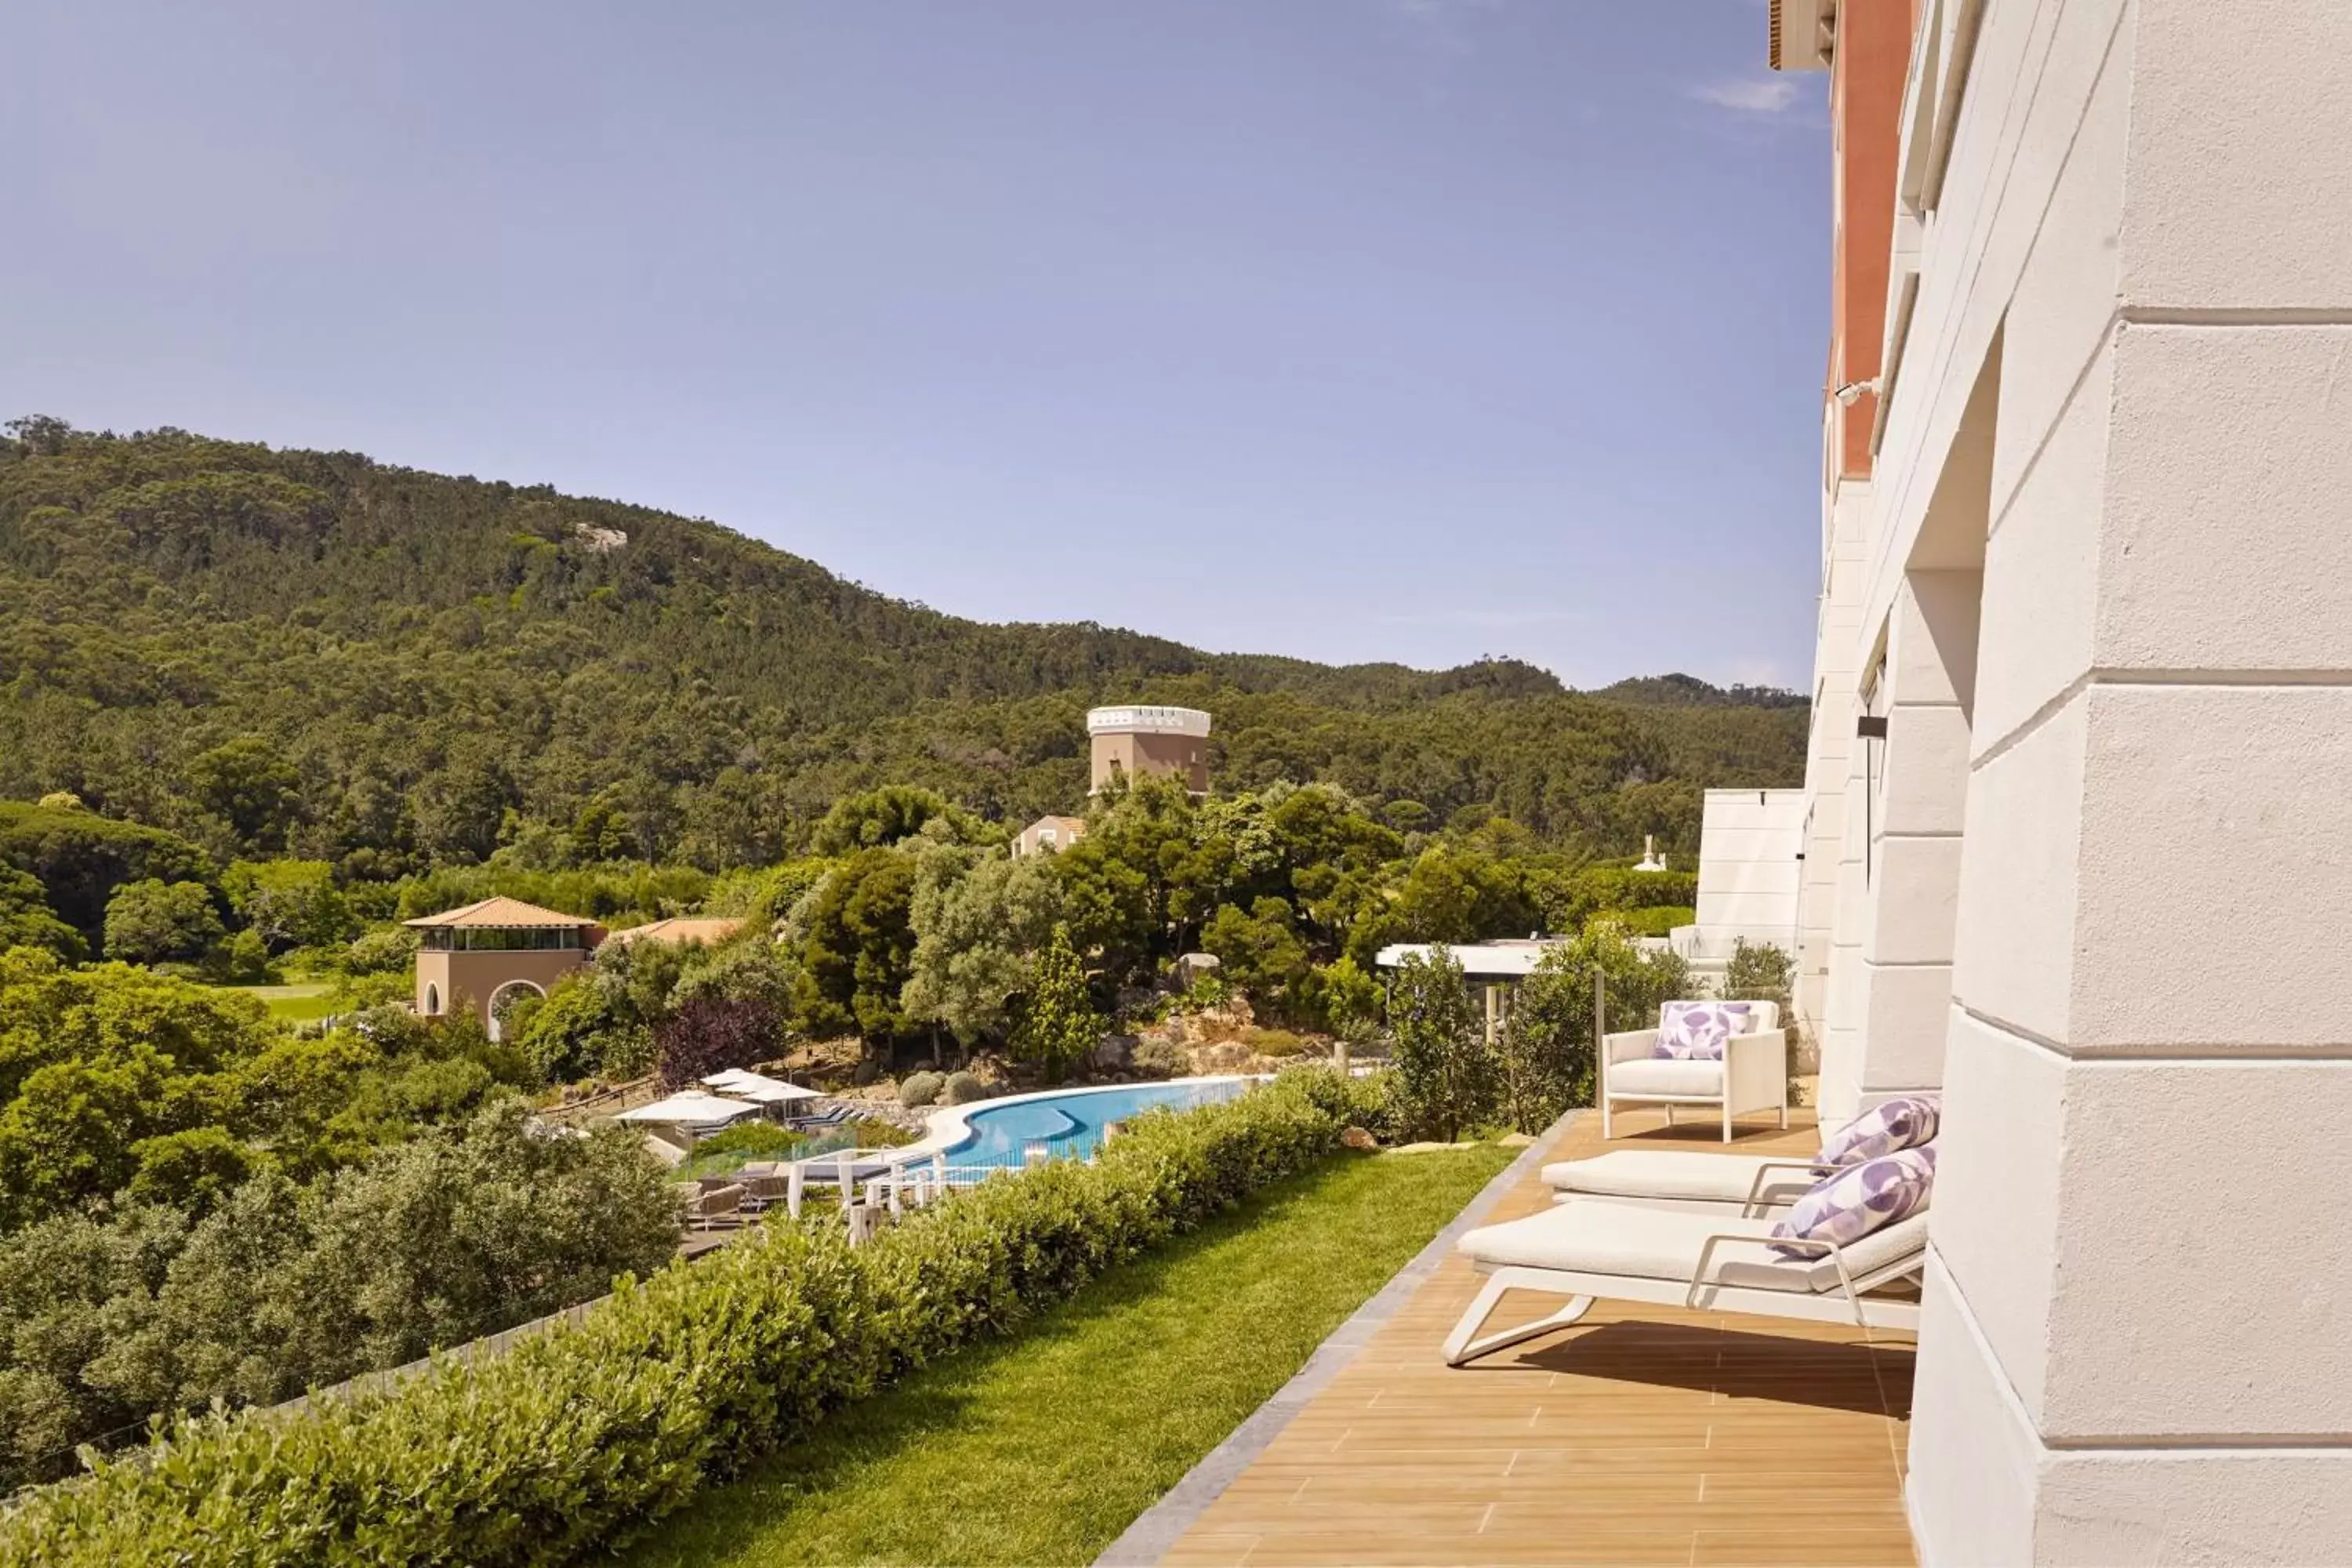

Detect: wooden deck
1160,1109,1918,1567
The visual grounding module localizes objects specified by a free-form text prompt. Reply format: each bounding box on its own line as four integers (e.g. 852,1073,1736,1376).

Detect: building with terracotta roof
402,898,604,1032
599,916,746,948
1009,814,1088,858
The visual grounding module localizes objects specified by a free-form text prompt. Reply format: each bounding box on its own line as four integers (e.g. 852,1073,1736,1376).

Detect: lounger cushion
1541,1150,1820,1207
1606,1058,1725,1097
1818,1094,1941,1165
1459,1199,1929,1296
1771,1146,1936,1254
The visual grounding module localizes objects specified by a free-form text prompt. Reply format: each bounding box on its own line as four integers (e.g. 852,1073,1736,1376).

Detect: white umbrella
702,1069,822,1105
615,1092,764,1130
727,1073,823,1106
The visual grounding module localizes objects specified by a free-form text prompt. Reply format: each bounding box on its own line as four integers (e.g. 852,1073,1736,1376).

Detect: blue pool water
943,1080,1248,1169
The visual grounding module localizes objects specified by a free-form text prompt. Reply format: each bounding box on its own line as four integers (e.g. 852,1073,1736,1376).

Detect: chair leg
1722,1102,1733,1143
1443,1275,1594,1367
1779,1099,1789,1131
1664,1105,1674,1127
1601,1097,1613,1139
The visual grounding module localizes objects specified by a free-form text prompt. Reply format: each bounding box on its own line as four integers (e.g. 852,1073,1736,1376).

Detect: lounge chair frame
1442,1229,1925,1367
1551,1156,1840,1216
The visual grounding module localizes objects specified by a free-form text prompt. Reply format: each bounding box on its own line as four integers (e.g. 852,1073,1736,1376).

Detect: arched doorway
486,979,546,1043
423,982,441,1016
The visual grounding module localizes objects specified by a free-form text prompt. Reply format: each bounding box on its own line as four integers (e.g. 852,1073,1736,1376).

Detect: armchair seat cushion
1606,1057,1726,1097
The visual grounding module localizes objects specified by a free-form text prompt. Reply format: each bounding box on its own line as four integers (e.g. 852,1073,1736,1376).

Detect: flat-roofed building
1087,704,1210,794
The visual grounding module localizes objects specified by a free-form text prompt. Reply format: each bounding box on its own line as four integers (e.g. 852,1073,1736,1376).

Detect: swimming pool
937,1078,1250,1170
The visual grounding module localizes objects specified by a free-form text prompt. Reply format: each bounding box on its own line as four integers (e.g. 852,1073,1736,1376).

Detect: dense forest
0,417,1806,876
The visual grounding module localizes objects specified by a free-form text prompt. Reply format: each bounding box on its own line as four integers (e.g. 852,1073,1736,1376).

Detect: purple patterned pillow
1818,1095,1941,1167
1769,1145,1936,1255
1651,1000,1753,1061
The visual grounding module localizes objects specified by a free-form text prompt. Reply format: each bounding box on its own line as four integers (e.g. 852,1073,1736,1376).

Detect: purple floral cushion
1817,1094,1941,1167
1651,1000,1753,1061
1769,1145,1936,1255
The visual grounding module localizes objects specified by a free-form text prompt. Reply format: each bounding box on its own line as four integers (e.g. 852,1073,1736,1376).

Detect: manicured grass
619,1143,1515,1568
223,982,337,1022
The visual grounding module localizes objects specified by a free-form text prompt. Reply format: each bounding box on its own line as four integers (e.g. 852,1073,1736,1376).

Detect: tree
1200,896,1311,1016
654,993,783,1088
812,785,969,854
186,737,303,851
787,848,918,1043
222,859,354,951
102,879,226,965
902,848,1066,1046
124,1126,258,1219
1315,955,1383,1048
1009,924,1101,1081
0,802,215,950
1387,945,1495,1142
509,975,630,1084
0,867,86,962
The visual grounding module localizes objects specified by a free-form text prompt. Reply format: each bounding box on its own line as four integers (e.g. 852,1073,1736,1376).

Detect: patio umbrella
614,1092,764,1130
702,1069,823,1105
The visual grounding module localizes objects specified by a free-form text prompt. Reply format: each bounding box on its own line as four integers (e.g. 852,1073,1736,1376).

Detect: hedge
0,1073,1359,1566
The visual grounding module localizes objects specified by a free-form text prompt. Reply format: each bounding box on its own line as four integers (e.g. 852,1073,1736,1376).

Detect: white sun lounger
1541,1149,1836,1214
1443,1198,1926,1367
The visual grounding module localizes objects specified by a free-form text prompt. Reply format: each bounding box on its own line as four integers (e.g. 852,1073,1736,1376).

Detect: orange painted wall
1826,1,1913,480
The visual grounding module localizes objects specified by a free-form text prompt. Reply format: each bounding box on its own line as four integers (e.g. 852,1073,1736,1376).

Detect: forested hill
0,417,1806,872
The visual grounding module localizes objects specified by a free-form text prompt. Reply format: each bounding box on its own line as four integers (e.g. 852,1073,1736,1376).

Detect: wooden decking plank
1158,1107,1919,1566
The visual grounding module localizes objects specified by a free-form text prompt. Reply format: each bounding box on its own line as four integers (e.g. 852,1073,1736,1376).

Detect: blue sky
5,1,1828,690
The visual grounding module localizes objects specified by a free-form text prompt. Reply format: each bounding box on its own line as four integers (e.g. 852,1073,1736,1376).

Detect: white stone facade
1788,2,2352,1560
1675,787,1804,993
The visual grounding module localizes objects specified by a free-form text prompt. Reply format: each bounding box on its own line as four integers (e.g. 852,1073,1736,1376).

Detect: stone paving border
1093,1111,1581,1567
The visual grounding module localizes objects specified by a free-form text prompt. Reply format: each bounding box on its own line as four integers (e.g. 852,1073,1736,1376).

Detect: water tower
1087,705,1211,795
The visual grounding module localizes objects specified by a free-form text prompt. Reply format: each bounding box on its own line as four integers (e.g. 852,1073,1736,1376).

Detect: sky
4,1,1829,691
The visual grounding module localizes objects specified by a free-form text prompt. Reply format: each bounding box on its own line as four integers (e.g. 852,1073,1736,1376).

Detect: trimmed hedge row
0,1073,1359,1566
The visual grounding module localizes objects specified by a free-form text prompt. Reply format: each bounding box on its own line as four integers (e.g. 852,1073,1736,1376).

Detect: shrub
1501,922,1690,1132
1722,937,1795,1011
1388,946,1495,1142
1132,1037,1187,1079
0,1073,1356,1566
941,1070,986,1105
847,1116,920,1149
0,1097,678,1493
1597,904,1694,938
1243,1027,1307,1058
1277,1063,1405,1143
897,1070,945,1108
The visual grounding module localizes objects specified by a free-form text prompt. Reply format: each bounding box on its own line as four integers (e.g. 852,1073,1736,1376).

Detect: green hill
0,416,1806,872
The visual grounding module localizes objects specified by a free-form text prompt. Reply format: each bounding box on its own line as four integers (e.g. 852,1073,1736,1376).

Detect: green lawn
619,1143,1515,1568
222,982,337,1022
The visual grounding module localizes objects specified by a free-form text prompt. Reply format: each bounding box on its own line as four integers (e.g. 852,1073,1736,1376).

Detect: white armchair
1600,1001,1786,1142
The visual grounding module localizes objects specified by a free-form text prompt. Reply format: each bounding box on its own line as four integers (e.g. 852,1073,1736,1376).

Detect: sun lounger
1541,1149,1835,1213
687,1182,747,1231
1442,1197,1926,1367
